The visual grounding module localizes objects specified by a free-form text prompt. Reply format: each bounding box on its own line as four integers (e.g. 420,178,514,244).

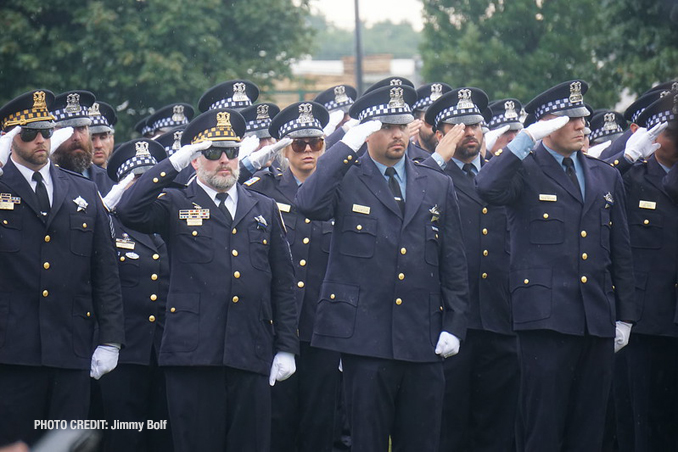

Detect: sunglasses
291,137,324,153
201,147,239,160
20,128,54,142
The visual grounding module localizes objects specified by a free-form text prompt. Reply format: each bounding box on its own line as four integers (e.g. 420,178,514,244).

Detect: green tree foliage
419,0,621,108
0,0,314,137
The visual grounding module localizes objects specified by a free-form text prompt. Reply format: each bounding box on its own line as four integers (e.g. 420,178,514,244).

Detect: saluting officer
0,90,124,447
295,84,469,452
425,87,519,452
245,102,340,452
116,108,298,452
476,80,638,451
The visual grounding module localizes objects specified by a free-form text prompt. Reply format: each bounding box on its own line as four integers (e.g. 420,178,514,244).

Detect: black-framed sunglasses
20,128,54,142
291,137,324,153
201,147,239,160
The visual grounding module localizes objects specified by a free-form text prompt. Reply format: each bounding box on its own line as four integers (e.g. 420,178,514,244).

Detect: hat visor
19,120,55,130
57,117,92,128
285,128,324,139
245,129,272,139
90,125,113,134
369,113,414,125
550,106,590,118
210,140,241,148
442,114,484,126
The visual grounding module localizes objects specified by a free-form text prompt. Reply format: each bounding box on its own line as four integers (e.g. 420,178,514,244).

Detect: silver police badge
232,82,250,102
65,93,81,113
457,89,474,110
505,101,518,120
73,196,88,212
569,82,583,104
298,103,314,123
171,105,186,122
388,87,405,109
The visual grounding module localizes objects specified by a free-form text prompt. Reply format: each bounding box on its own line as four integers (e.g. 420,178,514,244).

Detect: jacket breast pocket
424,225,440,266
70,214,95,257
629,210,663,250
248,226,271,272
313,282,360,338
163,293,200,353
528,206,564,245
118,258,140,287
0,212,21,253
509,269,553,323
339,215,377,258
177,223,214,263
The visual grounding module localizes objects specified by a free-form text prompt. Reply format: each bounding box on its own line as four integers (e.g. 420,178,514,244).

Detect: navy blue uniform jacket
0,159,124,369
117,159,299,375
295,142,469,363
476,143,638,337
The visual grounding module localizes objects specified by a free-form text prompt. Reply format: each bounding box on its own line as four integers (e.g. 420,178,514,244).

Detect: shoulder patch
244,176,261,186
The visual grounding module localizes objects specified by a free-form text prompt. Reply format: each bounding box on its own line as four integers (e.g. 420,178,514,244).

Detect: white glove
248,137,293,170
586,140,611,158
323,110,345,136
103,172,135,211
269,351,296,386
484,125,510,152
614,321,632,353
90,345,120,380
624,122,668,162
435,331,461,358
341,120,382,152
238,135,260,161
169,140,212,172
341,118,360,133
524,116,570,142
49,127,74,155
0,126,21,175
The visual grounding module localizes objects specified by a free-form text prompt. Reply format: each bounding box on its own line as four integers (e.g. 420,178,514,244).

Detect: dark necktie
32,172,50,218
385,167,405,214
215,192,233,226
562,157,582,197
462,163,476,180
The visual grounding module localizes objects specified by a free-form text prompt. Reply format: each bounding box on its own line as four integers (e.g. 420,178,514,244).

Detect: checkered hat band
412,98,433,111
646,111,675,129
489,114,520,128
278,119,323,138
434,106,481,127
590,126,622,142
358,104,412,122
193,127,240,144
117,155,158,180
151,117,188,131
3,107,55,129
90,116,112,128
534,98,584,119
141,126,153,136
245,119,271,132
52,106,90,122
166,147,177,157
324,99,353,111
209,99,252,110
631,108,646,124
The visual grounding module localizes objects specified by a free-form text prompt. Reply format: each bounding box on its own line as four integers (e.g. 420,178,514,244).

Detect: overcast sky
310,0,424,30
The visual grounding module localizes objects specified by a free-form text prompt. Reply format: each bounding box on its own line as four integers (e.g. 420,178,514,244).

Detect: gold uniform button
347,155,353,161
44,235,51,242
160,172,166,177
120,256,125,262
398,273,405,280
2,220,7,225
614,160,620,165
263,239,268,245
300,259,307,267
151,274,158,280
232,249,239,256
482,207,488,214
234,271,241,279
330,294,336,300
298,281,305,288
439,306,443,311
82,223,87,228
482,228,488,235
400,247,407,255
395,298,403,306
356,225,363,231
524,279,530,285
343,159,349,164
232,296,239,303
643,219,649,225
86,312,91,317
581,276,588,284
483,250,489,257
43,262,50,270
149,315,156,322
582,253,588,260
170,307,176,313
303,237,310,244
192,231,198,236
543,213,549,219
232,228,237,235
152,254,160,260
305,218,311,224
153,177,159,183
42,290,49,297
150,294,158,301
482,273,488,279
581,231,587,238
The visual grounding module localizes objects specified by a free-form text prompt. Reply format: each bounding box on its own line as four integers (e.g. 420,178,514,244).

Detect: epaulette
244,176,261,186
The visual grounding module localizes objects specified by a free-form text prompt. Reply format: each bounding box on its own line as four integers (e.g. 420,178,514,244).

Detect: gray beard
197,165,239,192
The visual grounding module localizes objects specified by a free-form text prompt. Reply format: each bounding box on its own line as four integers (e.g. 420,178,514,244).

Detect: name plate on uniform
352,204,371,215
638,200,656,210
179,209,210,226
0,193,21,210
277,202,291,213
116,238,136,250
539,194,558,202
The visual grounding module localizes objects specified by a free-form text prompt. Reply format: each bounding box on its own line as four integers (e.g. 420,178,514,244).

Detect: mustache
390,140,406,147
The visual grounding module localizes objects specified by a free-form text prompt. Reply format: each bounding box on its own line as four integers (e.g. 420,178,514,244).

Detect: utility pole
354,0,364,95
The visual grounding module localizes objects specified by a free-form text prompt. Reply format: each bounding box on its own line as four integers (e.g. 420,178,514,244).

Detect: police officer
145,103,194,139
295,84,469,452
0,90,124,447
315,84,357,139
485,98,524,158
89,101,117,168
476,80,637,451
410,82,452,154
238,102,284,183
245,101,340,452
93,139,173,452
116,107,298,452
425,88,519,452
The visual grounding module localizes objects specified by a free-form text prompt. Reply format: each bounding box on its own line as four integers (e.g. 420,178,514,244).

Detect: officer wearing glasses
116,107,298,452
0,90,124,447
245,102,341,452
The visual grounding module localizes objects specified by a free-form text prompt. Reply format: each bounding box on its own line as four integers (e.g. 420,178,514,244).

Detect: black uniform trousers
341,354,445,452
164,366,270,452
271,341,341,452
440,329,519,452
95,360,173,452
0,364,90,446
516,330,614,452
613,334,678,452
